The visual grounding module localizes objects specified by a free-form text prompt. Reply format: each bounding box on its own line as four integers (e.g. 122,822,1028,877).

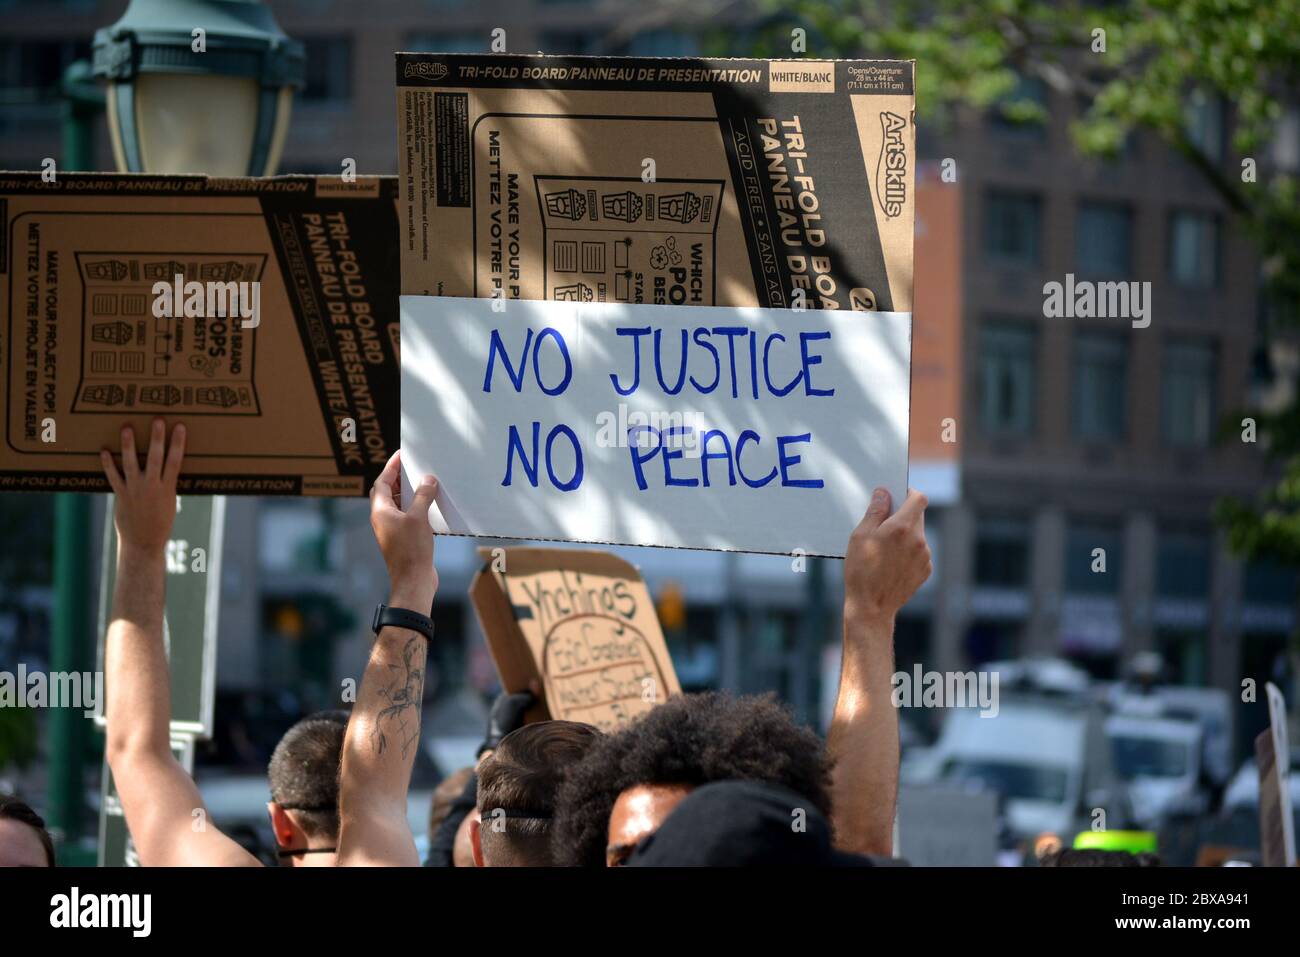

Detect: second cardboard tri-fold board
395,53,915,313
0,173,401,496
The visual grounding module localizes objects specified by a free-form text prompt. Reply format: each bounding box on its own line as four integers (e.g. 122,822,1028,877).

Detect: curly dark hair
552,692,833,867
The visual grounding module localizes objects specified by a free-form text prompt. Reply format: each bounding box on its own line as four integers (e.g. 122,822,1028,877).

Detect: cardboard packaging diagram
395,53,915,313
0,173,401,495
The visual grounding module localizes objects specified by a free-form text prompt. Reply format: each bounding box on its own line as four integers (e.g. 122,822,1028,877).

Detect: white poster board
400,295,910,557
1265,682,1295,867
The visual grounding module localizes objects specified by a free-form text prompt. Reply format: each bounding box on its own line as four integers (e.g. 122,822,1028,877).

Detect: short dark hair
553,692,834,867
0,794,55,866
267,710,348,839
477,720,601,867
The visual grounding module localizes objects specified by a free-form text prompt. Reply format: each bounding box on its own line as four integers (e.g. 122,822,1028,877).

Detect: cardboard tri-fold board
395,53,914,312
468,546,682,732
0,173,400,495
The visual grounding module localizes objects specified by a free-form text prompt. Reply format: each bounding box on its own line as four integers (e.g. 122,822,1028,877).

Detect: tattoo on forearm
370,636,425,759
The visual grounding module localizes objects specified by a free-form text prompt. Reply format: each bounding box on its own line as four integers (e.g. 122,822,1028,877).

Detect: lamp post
48,0,302,862
40,63,109,866
92,0,303,176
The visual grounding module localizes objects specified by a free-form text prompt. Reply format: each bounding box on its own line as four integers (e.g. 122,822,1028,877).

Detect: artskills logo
876,111,908,219
404,61,448,81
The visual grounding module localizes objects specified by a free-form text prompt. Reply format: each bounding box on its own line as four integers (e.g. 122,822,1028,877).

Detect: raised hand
101,419,185,553
369,449,439,611
844,487,931,623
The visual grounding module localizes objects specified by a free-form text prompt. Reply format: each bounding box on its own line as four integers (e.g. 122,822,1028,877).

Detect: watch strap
372,604,435,642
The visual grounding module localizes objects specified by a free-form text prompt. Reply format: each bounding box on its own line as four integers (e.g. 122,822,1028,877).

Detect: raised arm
337,451,439,866
827,488,931,856
101,419,258,867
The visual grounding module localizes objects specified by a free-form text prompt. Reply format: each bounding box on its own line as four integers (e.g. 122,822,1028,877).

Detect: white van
1106,713,1207,827
903,699,1131,843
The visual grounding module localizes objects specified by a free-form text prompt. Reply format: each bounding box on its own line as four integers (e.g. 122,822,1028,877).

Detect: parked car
1102,683,1233,790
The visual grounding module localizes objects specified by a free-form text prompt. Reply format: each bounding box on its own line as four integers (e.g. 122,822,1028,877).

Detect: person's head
0,795,55,867
266,710,348,865
472,720,600,867
553,691,834,867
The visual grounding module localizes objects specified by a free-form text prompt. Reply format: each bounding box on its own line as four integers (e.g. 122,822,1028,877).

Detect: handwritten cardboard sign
400,294,910,556
468,547,681,731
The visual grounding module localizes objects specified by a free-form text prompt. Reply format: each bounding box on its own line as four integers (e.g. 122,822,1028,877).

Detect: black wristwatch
372,604,436,643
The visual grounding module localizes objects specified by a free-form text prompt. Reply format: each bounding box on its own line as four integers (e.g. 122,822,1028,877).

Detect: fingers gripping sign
844,487,931,621
101,419,187,551
370,450,439,609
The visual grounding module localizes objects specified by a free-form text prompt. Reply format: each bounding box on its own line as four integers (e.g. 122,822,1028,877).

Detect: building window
300,37,352,103
539,30,605,55
984,190,1042,266
1183,91,1224,162
1072,332,1128,441
1168,210,1220,287
964,620,1024,667
1076,201,1133,276
1273,107,1300,173
978,322,1037,436
407,31,490,53
1161,341,1217,448
974,515,1031,588
1156,530,1211,598
1065,521,1123,595
0,38,90,101
992,73,1048,137
625,31,701,57
1156,628,1207,685
1243,560,1299,604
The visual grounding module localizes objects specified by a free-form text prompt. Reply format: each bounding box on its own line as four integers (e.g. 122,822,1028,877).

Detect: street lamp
92,0,303,176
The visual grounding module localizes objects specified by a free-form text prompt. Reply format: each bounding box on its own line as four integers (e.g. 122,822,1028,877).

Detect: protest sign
395,53,915,313
1256,682,1296,867
400,295,910,557
468,546,681,732
0,173,399,495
